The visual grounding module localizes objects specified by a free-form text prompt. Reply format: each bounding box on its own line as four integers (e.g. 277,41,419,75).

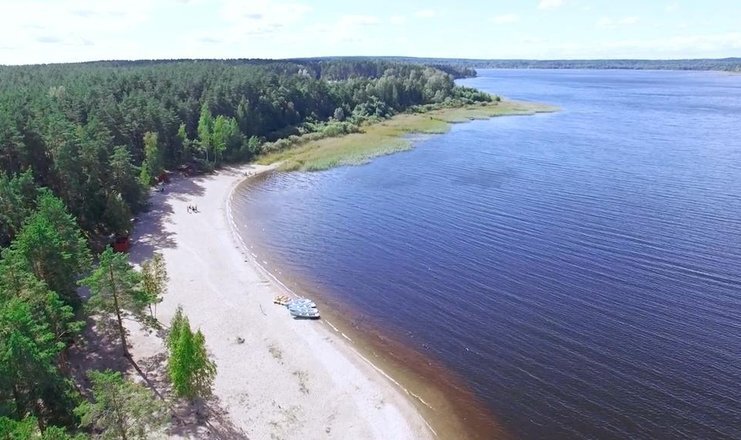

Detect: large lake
234,70,741,439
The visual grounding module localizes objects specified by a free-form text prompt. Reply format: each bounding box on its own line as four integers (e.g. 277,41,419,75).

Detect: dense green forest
0,59,488,438
0,59,486,243
320,56,741,72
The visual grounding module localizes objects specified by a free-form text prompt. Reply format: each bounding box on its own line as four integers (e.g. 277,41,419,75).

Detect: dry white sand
127,164,434,439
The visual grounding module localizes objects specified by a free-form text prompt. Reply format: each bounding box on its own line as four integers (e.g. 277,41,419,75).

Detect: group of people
187,204,199,213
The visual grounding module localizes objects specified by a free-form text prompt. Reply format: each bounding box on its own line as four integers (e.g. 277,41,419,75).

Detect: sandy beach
125,164,434,439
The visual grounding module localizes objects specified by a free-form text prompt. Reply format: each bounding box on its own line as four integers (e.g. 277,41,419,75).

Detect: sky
0,0,739,65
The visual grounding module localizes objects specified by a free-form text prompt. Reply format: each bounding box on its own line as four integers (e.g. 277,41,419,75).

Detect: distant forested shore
310,56,741,72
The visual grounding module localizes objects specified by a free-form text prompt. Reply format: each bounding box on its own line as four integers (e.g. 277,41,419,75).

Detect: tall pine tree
80,247,144,359
10,191,90,307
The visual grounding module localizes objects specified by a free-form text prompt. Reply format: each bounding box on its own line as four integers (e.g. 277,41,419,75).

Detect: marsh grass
258,100,557,172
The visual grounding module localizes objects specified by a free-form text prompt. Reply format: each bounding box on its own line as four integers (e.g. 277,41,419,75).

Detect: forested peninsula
0,58,508,438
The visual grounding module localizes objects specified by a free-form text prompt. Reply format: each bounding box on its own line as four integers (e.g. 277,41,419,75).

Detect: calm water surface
234,70,741,439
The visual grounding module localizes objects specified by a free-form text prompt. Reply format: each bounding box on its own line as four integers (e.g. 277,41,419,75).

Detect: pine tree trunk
108,264,129,358
34,400,46,432
12,384,23,420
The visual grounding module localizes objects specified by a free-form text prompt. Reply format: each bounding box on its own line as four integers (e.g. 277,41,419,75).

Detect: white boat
283,297,320,319
289,308,320,319
287,298,316,308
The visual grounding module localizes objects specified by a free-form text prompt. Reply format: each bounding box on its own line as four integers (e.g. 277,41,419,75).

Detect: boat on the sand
274,295,320,319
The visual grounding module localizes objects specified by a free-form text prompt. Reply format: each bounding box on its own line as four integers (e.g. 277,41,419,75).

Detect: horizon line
2,55,741,68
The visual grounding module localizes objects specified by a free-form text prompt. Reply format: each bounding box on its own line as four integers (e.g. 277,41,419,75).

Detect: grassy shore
258,100,558,172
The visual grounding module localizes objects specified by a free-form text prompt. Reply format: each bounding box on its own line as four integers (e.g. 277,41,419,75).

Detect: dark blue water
234,70,741,439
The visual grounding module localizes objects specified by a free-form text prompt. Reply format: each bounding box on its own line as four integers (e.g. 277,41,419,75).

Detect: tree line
376,56,741,72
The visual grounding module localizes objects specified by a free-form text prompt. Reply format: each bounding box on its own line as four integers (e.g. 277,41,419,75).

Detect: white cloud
415,9,436,18
597,16,640,29
389,15,407,25
508,31,741,59
538,0,564,10
492,14,519,24
0,0,737,65
338,15,380,27
0,0,153,56
304,15,381,45
220,0,311,36
604,32,741,55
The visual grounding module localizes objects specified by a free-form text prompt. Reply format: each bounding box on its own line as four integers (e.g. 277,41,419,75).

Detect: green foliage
333,107,345,121
211,115,242,164
140,253,168,320
0,416,36,439
74,370,166,440
197,105,213,162
238,136,261,161
0,197,86,431
137,167,151,187
41,425,88,440
176,123,194,162
80,247,144,358
140,132,163,185
0,417,87,440
109,146,144,213
167,307,216,401
166,306,186,354
260,100,555,172
0,247,83,346
451,86,493,104
9,191,90,306
101,192,132,236
0,298,79,430
0,170,38,247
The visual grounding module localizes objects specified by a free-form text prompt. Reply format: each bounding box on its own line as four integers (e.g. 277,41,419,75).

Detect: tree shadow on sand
128,165,262,266
71,166,258,437
168,395,250,440
68,315,131,392
128,173,207,265
69,314,249,439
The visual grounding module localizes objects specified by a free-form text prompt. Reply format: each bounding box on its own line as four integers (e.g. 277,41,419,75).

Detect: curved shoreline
258,100,557,172
129,163,435,439
126,101,553,438
224,166,443,431
226,166,437,412
228,168,513,440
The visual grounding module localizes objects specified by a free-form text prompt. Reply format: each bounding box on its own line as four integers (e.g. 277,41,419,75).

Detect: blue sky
0,0,739,65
